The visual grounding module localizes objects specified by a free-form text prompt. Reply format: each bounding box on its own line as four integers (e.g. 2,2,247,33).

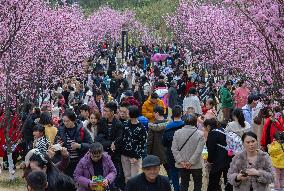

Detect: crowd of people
0,42,284,191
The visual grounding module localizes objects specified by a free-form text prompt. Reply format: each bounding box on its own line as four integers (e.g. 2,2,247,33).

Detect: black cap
124,90,133,97
142,155,160,168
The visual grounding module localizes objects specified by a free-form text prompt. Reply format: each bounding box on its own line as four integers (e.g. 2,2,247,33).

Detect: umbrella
151,53,169,62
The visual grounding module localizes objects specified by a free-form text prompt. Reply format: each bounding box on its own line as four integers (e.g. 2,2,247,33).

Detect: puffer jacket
147,120,168,164
228,150,274,191
142,98,165,122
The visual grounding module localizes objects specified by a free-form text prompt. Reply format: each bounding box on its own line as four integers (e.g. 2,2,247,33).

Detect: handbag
178,128,198,151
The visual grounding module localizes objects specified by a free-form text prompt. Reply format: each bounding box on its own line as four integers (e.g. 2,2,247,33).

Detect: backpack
213,128,243,156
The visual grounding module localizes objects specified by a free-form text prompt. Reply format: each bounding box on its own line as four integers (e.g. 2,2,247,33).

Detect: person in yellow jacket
39,112,58,145
142,92,166,123
268,132,284,190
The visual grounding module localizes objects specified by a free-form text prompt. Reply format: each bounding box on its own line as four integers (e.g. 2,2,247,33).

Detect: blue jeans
170,167,180,191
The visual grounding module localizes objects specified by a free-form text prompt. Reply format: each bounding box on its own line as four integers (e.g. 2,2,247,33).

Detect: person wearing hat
125,155,171,191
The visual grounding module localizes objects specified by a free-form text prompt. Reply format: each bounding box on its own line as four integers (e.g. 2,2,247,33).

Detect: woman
74,142,117,191
25,149,75,191
83,111,101,141
204,118,232,191
234,80,250,108
198,99,217,138
39,112,58,145
56,111,93,178
228,132,274,191
226,108,251,138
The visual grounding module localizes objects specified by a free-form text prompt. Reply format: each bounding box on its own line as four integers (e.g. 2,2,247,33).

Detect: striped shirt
66,133,79,160
34,136,50,153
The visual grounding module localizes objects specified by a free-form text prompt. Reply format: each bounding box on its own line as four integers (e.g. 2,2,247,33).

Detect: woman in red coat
260,108,284,151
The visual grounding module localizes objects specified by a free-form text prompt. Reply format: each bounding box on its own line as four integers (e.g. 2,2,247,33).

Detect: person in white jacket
183,88,202,115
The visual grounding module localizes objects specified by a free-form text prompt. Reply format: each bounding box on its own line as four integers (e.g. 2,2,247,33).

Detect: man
183,88,202,115
125,155,171,191
242,94,259,126
219,80,234,122
78,104,90,123
142,92,166,122
119,101,130,125
168,80,178,118
96,101,125,191
162,105,185,191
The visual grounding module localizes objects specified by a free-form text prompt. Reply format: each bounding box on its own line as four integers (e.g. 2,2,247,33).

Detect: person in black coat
204,118,232,191
96,101,125,190
55,111,93,178
126,155,171,191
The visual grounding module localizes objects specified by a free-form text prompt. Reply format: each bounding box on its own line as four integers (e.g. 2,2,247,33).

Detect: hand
71,142,81,150
102,179,109,187
236,172,249,181
111,142,116,151
184,162,192,169
89,182,98,189
130,158,138,164
61,147,69,158
246,168,260,176
47,147,56,158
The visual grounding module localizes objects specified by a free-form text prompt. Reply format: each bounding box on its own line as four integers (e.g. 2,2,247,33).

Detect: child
26,170,48,191
268,132,284,190
33,124,50,153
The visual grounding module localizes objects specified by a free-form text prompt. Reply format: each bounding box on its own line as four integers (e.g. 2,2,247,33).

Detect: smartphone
240,170,248,177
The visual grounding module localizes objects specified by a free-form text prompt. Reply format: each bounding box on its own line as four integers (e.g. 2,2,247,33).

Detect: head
241,132,258,153
128,105,140,119
247,94,259,108
205,99,215,110
26,170,48,191
95,91,103,101
33,124,45,139
89,111,101,126
238,80,246,88
186,107,195,114
232,108,246,128
89,142,104,162
62,111,76,128
142,155,161,183
119,102,130,120
104,101,118,119
199,81,206,88
124,90,133,98
188,88,197,95
79,104,90,119
183,114,197,126
274,132,284,144
53,174,77,191
204,118,220,132
38,112,52,126
170,80,177,88
150,92,159,104
172,105,183,119
153,105,164,120
224,80,233,89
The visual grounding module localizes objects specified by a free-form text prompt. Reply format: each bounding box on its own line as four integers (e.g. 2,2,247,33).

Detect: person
78,104,90,123
228,132,274,191
119,106,147,183
171,114,205,191
33,124,50,153
26,150,76,191
234,80,250,108
26,170,48,191
118,101,130,125
204,118,232,191
147,106,169,177
183,88,202,115
162,105,185,191
242,94,259,126
268,132,284,190
142,92,166,122
125,155,171,191
261,106,284,151
38,112,58,145
168,80,178,118
89,90,104,114
55,111,93,178
84,111,101,141
96,101,125,190
74,142,117,191
219,80,233,122
226,108,251,137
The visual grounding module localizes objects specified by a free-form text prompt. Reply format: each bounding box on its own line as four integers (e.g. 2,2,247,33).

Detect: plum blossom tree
166,0,284,100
